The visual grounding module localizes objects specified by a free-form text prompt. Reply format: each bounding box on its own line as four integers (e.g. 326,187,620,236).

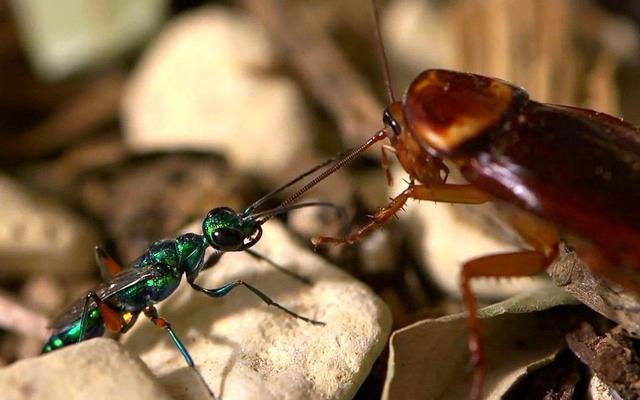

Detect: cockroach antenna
258,129,388,224
371,0,395,103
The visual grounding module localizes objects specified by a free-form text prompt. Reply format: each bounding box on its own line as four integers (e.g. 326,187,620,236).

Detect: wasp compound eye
383,106,401,135
211,227,245,250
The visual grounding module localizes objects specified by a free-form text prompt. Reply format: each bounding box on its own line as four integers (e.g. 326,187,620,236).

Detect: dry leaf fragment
383,287,578,400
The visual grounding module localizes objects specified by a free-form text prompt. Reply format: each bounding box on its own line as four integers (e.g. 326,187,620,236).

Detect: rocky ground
1,1,640,399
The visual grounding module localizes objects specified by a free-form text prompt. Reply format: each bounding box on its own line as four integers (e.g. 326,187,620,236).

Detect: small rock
382,0,454,90
123,220,391,400
0,173,99,280
358,228,402,276
11,0,167,80
0,338,172,400
122,6,315,180
20,276,66,315
588,375,620,400
410,201,552,300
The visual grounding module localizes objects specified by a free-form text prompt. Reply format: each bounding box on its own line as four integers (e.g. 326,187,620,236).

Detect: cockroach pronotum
311,3,640,399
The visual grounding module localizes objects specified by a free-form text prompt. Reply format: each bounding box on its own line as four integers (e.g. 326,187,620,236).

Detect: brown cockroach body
313,26,640,400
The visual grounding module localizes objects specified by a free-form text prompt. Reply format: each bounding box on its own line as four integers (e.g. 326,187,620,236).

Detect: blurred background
1,0,640,398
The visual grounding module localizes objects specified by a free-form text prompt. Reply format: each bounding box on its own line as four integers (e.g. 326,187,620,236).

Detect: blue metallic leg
78,291,102,342
78,292,93,342
79,248,124,341
143,306,216,400
79,291,123,342
187,279,325,325
245,249,311,285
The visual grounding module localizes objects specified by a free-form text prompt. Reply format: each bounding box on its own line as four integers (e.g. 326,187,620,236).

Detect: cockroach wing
462,101,640,268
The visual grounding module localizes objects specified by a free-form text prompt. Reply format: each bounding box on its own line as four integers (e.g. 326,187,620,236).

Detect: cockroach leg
313,183,491,246
409,184,492,204
458,210,560,399
461,248,557,400
501,209,560,256
380,145,393,186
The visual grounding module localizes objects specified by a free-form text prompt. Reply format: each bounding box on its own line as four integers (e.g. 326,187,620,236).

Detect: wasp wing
48,266,158,330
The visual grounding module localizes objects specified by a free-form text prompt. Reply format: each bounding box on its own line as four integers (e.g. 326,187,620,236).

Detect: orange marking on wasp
97,302,122,332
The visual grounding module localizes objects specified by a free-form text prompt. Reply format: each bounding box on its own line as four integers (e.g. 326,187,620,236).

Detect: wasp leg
245,249,312,285
313,183,491,246
143,305,195,366
94,245,123,281
143,305,216,400
188,279,325,325
78,291,123,342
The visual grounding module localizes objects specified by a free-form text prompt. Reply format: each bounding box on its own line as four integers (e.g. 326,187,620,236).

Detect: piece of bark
503,350,582,400
566,323,640,399
548,245,640,337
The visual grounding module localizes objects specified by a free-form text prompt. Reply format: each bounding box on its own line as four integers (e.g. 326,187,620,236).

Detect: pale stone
11,0,167,80
0,338,172,400
382,0,454,90
122,6,315,178
588,375,619,400
123,220,391,400
0,173,100,279
409,201,552,299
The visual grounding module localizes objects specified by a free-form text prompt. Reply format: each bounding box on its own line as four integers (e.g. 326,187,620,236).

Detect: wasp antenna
257,129,388,225
372,0,395,103
243,156,338,217
245,129,386,220
252,201,347,225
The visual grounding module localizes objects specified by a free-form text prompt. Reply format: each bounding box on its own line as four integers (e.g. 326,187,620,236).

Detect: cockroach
311,3,640,399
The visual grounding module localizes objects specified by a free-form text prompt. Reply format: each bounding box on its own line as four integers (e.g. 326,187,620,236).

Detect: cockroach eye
382,106,401,135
